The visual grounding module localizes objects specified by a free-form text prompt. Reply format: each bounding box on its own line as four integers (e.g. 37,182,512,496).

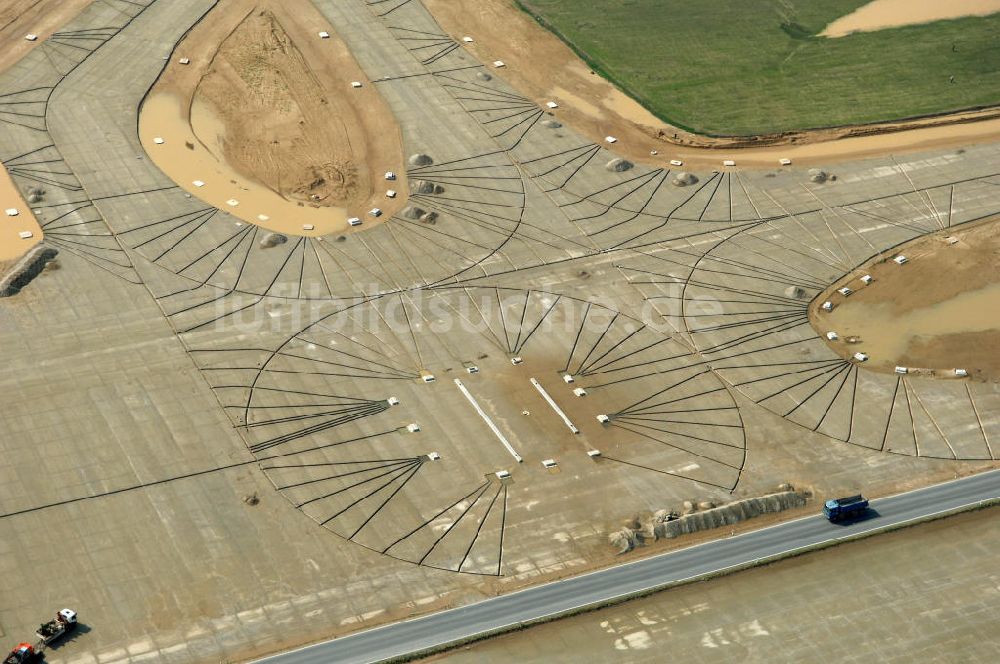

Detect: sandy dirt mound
424,0,1000,169
811,216,1000,381
142,0,406,235
196,8,361,208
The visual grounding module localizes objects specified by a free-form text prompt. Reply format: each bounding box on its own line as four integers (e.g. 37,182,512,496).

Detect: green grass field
517,0,1000,135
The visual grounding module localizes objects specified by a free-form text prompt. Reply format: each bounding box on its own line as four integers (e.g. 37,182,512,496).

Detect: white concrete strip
454,379,523,463
530,377,579,434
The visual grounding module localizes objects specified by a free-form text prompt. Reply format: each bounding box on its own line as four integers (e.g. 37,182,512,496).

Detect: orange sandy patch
141,0,407,237
0,164,42,263
0,0,93,74
424,0,1000,169
821,0,1000,38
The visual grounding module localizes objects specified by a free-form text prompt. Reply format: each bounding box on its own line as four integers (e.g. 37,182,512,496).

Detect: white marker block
387,396,400,406
462,36,474,43
179,57,190,65
838,287,853,296
302,224,315,231
351,81,362,88
386,190,397,198
821,301,833,312
384,171,396,181
562,374,574,384
779,158,792,166
596,414,610,424
510,356,523,365
18,231,33,239
853,352,869,362
369,208,382,217
826,331,838,341
722,159,736,166
955,368,968,377
573,387,587,397
895,366,908,374
192,180,205,187
670,159,683,166
25,34,38,41
893,255,908,264
257,214,270,222
348,217,362,227
605,136,617,143
493,60,506,68
318,31,330,39
153,137,165,145
861,274,873,284
5,208,19,217
226,199,239,207
546,101,559,109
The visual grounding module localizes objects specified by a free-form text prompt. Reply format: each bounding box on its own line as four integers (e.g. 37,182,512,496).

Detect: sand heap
195,9,363,208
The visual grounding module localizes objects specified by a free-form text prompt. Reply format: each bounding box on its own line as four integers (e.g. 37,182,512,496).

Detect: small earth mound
401,206,425,220
808,169,828,183
541,119,562,128
409,153,433,167
413,180,443,195
784,285,808,299
672,172,698,187
476,72,492,81
606,158,633,172
419,211,438,224
259,232,288,248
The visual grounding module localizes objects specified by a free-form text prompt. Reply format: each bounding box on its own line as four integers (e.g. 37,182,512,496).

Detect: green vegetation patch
517,0,1000,135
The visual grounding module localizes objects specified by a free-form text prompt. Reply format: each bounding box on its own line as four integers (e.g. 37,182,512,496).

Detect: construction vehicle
36,609,77,645
3,609,78,663
823,495,869,522
3,643,36,664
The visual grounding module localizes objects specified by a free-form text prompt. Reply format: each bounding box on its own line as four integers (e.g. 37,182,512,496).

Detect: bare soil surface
821,0,1000,38
811,216,1000,382
424,0,1000,169
0,0,93,74
141,0,407,236
0,164,41,264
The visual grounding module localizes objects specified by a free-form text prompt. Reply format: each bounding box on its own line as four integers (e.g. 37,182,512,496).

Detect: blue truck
823,495,869,522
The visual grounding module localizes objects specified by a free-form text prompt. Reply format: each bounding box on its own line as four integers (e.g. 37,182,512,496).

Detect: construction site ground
427,505,1000,664
0,1,998,664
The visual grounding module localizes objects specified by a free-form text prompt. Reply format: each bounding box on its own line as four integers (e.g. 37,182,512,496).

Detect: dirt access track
424,0,1000,169
0,0,94,73
141,0,407,237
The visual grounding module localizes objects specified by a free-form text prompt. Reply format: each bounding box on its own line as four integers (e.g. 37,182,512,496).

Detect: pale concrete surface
430,506,1000,664
0,0,996,662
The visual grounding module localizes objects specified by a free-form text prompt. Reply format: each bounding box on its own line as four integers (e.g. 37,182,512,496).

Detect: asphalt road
258,470,1000,664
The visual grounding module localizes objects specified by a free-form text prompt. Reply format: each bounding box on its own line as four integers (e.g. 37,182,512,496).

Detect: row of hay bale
609,485,807,553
